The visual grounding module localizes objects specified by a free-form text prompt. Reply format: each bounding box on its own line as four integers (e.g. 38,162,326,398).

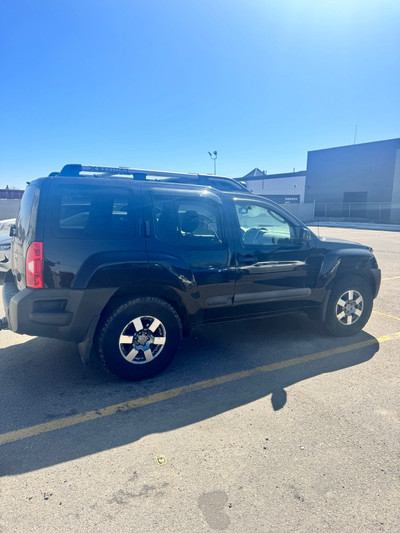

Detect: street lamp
208,151,218,175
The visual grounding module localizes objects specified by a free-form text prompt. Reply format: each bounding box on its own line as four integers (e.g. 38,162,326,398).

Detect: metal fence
313,202,400,224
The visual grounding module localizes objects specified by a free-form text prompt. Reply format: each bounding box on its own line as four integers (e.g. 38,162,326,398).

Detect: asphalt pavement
0,227,399,532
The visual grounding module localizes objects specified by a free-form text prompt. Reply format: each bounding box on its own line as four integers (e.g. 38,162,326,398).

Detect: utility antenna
353,124,358,144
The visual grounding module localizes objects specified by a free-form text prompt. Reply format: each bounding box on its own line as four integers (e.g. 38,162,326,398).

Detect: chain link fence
313,202,400,224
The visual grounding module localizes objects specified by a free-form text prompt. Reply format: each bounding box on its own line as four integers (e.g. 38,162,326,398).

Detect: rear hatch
11,183,41,290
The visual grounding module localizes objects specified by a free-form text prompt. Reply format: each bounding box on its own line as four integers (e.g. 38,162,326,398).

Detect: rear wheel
324,276,373,336
96,297,182,380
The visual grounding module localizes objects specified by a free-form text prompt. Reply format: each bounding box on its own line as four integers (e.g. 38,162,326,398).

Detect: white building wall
244,175,306,203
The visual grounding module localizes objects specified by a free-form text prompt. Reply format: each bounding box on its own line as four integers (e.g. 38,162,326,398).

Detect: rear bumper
3,275,115,343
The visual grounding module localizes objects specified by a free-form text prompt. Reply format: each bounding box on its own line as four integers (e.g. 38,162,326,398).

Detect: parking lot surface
0,227,399,532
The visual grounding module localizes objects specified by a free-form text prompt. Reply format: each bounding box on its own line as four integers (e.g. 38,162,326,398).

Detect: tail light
26,242,43,288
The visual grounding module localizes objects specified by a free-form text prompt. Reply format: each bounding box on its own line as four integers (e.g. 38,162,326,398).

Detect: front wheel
324,276,373,336
95,297,182,380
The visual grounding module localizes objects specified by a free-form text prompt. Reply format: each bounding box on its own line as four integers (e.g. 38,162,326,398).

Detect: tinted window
59,191,91,229
16,185,39,241
153,195,223,247
235,202,294,245
52,185,134,239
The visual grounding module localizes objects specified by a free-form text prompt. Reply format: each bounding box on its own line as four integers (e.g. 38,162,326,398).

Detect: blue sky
1,0,399,188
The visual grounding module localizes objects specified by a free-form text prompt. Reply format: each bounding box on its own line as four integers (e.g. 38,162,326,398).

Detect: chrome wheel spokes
119,315,167,364
335,289,364,326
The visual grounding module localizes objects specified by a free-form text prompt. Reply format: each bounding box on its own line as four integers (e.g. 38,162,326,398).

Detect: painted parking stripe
1,331,400,446
382,276,400,281
373,311,400,322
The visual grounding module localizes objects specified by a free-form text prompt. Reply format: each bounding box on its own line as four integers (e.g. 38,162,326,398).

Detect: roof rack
53,164,248,193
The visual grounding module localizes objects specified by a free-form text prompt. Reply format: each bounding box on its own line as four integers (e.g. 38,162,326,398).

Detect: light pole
208,151,218,175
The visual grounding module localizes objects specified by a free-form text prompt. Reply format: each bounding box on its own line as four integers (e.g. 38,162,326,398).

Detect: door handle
237,253,257,264
141,219,151,237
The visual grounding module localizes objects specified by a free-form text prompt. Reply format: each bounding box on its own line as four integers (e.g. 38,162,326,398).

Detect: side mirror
300,228,311,242
292,227,311,245
9,224,17,237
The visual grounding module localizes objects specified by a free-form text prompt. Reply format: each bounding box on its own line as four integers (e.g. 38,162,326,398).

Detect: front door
230,199,318,317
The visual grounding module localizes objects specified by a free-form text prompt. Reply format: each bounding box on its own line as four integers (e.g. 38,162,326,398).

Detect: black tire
95,297,182,380
324,275,373,337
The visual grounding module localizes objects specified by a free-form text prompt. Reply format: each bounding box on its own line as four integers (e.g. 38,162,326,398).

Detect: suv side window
234,202,295,246
153,195,224,247
51,185,134,239
15,184,39,242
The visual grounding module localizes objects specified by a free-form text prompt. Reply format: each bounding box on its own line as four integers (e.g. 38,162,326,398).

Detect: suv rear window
16,184,39,241
51,185,134,239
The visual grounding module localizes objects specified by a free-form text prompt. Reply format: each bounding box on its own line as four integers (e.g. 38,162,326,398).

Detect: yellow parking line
373,311,400,322
382,276,400,281
1,331,400,446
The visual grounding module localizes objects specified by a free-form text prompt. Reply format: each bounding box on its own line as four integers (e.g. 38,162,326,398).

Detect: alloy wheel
119,315,166,364
335,289,364,326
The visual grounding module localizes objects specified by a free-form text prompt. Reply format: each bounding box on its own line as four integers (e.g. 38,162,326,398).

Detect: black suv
3,164,381,380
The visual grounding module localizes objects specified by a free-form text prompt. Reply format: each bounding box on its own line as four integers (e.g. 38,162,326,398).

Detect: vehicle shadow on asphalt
0,314,379,475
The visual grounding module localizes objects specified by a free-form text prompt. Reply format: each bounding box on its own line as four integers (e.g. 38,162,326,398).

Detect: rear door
142,186,236,322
